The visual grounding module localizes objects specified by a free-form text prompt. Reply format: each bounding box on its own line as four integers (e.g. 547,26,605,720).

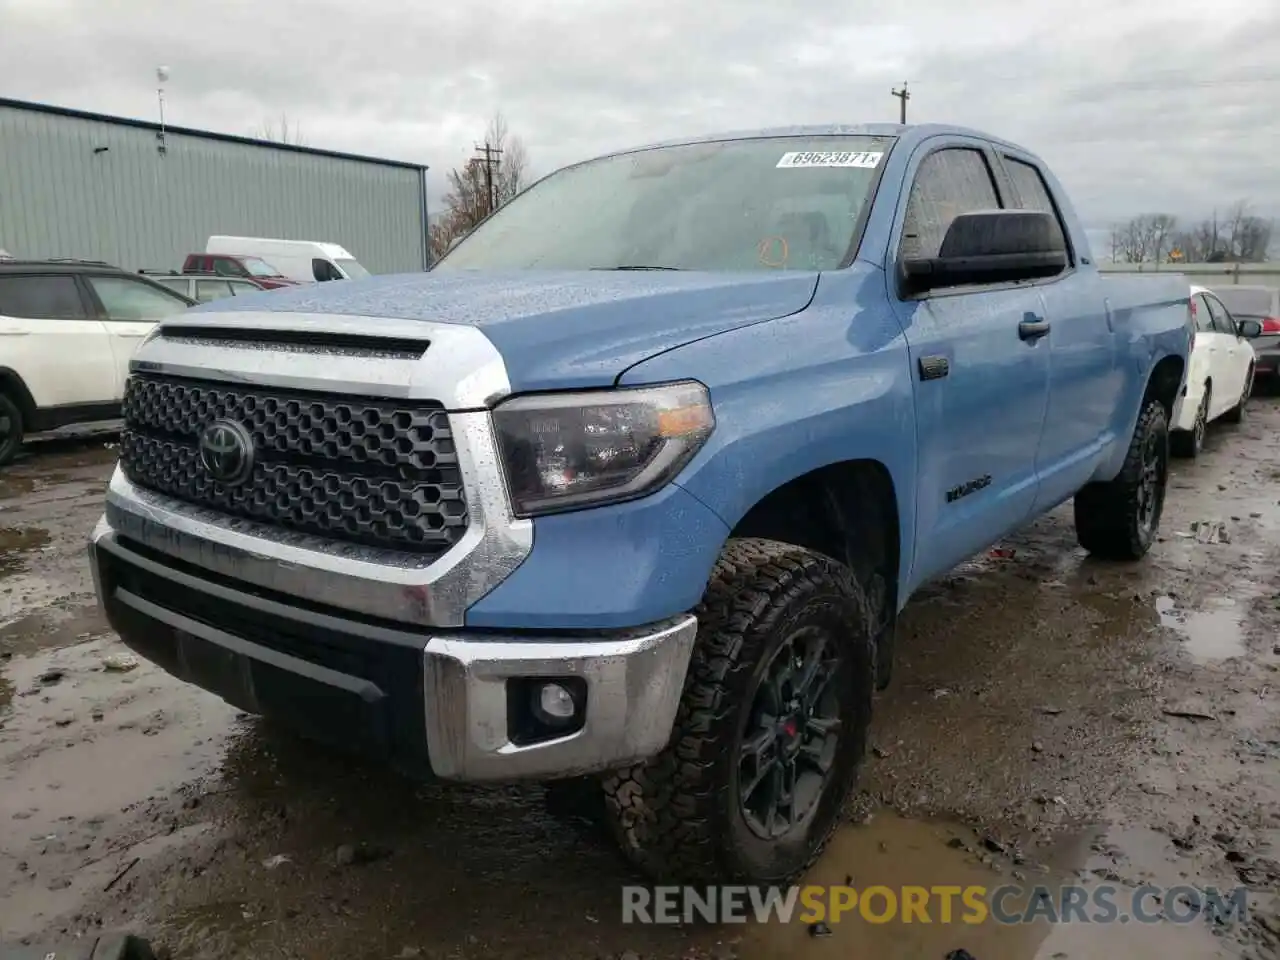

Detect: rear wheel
601,538,874,883
1221,365,1253,424
1074,399,1169,561
0,393,24,467
1170,386,1208,458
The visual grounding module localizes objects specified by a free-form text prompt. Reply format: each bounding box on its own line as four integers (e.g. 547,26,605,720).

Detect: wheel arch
727,457,902,618
0,367,37,422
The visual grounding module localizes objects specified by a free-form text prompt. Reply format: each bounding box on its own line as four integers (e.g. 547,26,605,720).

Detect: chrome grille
119,374,468,556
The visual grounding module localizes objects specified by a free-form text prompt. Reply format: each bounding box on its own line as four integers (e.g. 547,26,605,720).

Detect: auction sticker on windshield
776,151,883,169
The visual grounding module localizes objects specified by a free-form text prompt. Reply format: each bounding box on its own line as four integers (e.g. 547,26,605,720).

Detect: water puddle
0,526,52,577
1154,595,1247,662
736,812,1228,960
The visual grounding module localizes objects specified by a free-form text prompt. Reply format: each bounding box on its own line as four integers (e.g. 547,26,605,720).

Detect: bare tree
429,112,531,262
1110,213,1178,263
255,112,306,146
1166,201,1274,263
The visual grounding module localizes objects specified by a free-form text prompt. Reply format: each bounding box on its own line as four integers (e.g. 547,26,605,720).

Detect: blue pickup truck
89,123,1191,884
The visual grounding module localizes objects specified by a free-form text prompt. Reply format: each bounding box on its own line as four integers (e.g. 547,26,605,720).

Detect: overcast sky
2,0,1277,242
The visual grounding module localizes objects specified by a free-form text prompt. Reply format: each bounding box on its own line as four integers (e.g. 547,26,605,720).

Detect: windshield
434,135,892,273
1213,287,1275,319
242,256,284,277
335,258,370,279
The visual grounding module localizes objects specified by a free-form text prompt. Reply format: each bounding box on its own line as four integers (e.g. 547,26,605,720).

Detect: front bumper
88,520,697,781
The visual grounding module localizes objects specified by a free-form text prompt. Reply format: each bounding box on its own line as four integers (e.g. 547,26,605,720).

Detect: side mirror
1238,319,1263,339
901,210,1068,295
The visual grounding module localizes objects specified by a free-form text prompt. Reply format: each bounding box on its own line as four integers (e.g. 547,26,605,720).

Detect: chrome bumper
89,518,696,782
424,616,697,780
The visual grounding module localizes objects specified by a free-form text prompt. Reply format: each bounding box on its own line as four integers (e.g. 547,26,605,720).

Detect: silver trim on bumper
424,615,698,781
104,315,532,628
91,520,696,783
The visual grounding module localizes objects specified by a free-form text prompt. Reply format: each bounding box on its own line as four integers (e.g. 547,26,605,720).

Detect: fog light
533,682,577,723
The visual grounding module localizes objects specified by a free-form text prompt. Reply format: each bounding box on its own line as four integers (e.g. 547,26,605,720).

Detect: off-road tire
1169,385,1208,458
1221,365,1253,424
601,537,875,884
0,393,24,467
1074,399,1169,561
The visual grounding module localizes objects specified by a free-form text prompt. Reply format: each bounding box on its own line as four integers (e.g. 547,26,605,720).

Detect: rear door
886,139,1052,588
998,152,1121,509
82,274,192,398
0,273,116,407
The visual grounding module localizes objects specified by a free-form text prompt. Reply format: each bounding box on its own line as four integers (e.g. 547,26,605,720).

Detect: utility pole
472,141,503,217
891,82,910,124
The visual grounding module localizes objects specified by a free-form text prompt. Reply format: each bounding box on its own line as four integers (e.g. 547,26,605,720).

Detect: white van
205,237,371,284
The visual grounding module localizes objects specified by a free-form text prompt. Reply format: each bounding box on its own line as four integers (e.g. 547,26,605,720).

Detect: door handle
1018,316,1051,342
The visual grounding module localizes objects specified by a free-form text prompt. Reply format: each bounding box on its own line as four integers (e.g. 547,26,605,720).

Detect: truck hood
196,270,819,392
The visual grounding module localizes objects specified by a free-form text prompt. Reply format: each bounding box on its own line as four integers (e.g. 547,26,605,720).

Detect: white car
1169,284,1262,457
0,260,193,465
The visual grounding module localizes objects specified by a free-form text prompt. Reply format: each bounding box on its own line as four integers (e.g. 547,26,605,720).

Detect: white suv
0,260,193,465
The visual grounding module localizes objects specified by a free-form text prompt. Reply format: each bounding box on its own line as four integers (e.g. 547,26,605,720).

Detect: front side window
195,279,236,302
0,275,87,319
88,276,189,320
1205,295,1236,335
434,135,894,273
213,258,246,277
899,148,1001,260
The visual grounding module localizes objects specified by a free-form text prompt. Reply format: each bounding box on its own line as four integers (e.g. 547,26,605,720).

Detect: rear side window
0,275,87,319
900,148,1001,260
87,276,189,320
195,279,236,302
1003,157,1069,257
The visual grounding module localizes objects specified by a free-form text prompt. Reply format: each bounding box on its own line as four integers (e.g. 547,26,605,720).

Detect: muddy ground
2,402,1279,960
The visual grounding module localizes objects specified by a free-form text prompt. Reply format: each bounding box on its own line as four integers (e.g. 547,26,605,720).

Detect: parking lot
2,402,1280,960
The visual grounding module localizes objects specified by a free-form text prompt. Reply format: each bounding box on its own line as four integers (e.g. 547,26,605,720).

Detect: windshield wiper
591,264,683,271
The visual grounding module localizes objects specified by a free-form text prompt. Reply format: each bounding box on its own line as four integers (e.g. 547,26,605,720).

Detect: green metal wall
0,100,428,274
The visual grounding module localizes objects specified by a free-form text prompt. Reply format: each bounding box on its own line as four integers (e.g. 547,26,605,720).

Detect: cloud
1,0,1277,237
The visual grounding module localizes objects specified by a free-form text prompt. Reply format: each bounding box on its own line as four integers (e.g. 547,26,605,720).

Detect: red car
181,253,299,289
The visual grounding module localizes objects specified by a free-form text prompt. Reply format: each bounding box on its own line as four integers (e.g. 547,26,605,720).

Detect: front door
886,141,1052,590
1204,292,1249,413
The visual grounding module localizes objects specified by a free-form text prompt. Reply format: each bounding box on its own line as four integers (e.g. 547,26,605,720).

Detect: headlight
492,380,715,517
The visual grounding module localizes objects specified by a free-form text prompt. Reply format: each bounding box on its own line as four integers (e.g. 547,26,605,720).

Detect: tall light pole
156,65,170,156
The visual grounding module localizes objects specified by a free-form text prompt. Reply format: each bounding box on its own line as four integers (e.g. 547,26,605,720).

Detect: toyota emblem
199,419,254,485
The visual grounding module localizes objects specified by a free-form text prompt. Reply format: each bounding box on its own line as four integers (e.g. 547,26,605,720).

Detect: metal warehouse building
0,98,430,274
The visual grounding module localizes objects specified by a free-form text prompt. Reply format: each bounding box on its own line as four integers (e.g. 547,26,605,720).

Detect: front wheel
601,538,874,884
1074,399,1169,560
0,393,24,467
